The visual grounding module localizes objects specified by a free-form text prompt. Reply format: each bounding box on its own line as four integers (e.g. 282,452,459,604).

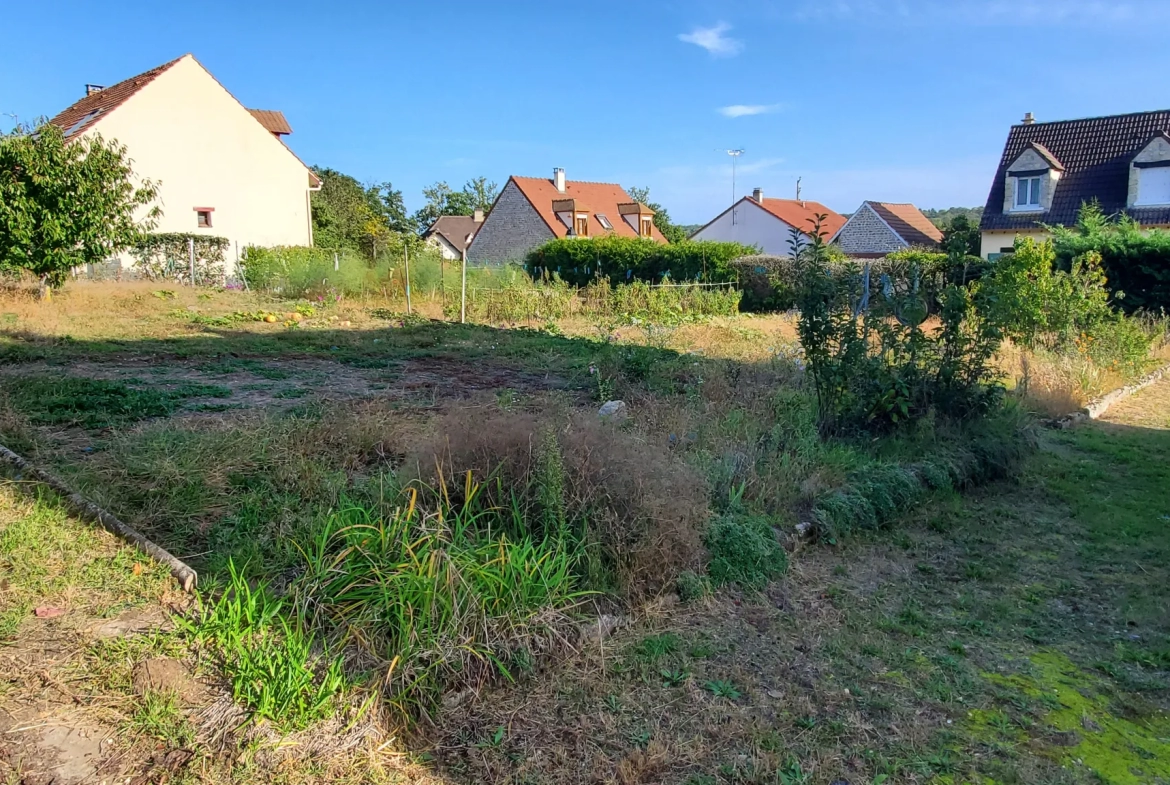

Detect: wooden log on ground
0,442,197,592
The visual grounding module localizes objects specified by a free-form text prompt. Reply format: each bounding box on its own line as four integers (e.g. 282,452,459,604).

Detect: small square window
195,208,213,228
596,214,613,230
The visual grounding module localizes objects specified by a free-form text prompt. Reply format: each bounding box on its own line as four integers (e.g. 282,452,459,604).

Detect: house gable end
466,179,556,264
833,202,907,255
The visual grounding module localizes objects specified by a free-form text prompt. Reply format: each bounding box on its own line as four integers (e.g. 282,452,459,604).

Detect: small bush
705,514,787,590
792,220,1004,435
1049,201,1170,312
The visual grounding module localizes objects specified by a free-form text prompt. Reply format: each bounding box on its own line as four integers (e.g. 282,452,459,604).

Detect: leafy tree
626,186,687,243
412,178,499,232
370,182,415,235
0,123,159,290
310,167,416,256
462,176,500,214
942,214,981,258
922,206,984,229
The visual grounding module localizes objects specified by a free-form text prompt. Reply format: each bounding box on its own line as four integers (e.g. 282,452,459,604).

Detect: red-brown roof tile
510,176,667,242
756,198,847,239
867,202,944,246
248,109,292,135
49,56,185,139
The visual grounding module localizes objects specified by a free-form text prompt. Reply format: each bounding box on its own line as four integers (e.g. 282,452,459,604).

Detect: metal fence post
188,237,195,286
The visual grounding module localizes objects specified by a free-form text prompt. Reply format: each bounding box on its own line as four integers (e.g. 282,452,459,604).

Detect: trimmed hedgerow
524,236,754,288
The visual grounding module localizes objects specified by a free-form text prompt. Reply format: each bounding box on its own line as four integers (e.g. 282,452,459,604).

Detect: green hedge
1050,215,1170,313
524,236,754,288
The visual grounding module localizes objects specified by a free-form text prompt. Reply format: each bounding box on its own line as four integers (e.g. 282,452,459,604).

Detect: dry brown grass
407,407,710,598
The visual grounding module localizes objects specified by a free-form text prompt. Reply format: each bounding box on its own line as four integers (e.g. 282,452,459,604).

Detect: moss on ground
977,650,1170,784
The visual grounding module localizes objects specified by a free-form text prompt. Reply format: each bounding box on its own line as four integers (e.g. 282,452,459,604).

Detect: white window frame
1136,166,1170,207
1013,176,1042,211
596,214,613,230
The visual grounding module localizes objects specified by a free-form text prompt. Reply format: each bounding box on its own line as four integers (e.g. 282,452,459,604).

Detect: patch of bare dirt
0,355,567,413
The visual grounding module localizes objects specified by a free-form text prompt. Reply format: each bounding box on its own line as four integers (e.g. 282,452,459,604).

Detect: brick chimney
752,188,764,203
553,167,566,193
85,84,105,97
473,209,484,223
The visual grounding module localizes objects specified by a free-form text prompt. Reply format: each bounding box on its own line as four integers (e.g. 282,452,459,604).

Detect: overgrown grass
1,376,231,427
0,486,171,642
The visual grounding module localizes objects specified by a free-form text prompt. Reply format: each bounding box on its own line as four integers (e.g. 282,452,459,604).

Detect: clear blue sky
2,0,1167,224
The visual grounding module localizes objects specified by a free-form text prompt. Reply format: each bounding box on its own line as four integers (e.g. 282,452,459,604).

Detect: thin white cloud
678,22,743,57
718,104,783,118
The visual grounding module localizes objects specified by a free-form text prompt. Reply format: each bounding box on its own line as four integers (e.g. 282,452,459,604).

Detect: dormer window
575,214,589,237
1135,162,1170,206
1015,176,1041,210
640,216,653,237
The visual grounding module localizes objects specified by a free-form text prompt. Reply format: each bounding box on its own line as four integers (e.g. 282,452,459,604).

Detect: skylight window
596,214,613,230
64,109,103,137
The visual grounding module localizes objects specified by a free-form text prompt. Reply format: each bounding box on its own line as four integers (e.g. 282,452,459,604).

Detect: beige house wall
78,55,315,275
980,229,1049,259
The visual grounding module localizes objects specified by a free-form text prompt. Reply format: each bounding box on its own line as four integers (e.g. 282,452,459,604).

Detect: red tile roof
756,198,847,239
49,56,185,139
248,109,292,135
867,202,944,246
510,176,667,242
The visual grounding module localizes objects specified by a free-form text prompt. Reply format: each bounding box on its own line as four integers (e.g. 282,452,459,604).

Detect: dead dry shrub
405,408,709,599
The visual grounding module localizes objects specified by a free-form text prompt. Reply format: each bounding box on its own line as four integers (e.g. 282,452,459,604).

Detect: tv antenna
724,149,745,206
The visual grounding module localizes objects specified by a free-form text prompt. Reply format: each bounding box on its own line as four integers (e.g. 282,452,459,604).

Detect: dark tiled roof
867,202,944,247
248,109,292,135
49,56,185,138
981,110,1170,232
425,215,481,253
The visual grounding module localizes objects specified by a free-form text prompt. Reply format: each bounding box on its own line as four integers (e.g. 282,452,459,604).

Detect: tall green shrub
983,236,1155,374
525,236,753,287
793,219,1004,434
1049,201,1170,312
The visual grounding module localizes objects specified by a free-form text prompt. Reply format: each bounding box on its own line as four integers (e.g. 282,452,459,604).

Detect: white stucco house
689,189,847,254
49,54,320,275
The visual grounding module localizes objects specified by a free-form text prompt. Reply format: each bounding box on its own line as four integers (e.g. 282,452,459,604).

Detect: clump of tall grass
183,561,344,732
810,401,1036,540
294,480,587,723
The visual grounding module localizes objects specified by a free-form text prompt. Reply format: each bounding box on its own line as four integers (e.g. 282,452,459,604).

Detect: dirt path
1099,375,1170,430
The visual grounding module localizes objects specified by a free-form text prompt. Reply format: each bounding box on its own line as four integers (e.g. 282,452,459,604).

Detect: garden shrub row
524,236,754,288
